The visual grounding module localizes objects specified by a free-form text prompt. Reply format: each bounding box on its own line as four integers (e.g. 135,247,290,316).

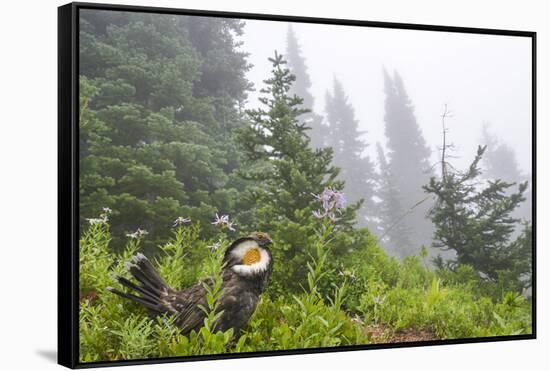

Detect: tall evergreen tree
286,24,328,149
79,11,253,250
376,143,412,257
238,52,364,295
325,77,377,228
380,69,434,257
480,124,532,222
424,145,531,291
480,124,522,182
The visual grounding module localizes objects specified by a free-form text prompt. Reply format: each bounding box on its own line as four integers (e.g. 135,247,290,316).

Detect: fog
240,19,532,173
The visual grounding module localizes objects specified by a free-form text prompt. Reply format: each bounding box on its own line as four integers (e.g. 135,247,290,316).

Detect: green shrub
79,213,531,362
356,268,531,339
79,217,370,362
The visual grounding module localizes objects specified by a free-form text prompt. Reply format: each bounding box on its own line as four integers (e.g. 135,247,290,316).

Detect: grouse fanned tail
107,253,174,315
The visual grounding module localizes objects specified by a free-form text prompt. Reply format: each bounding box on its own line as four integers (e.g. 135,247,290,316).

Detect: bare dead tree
380,104,457,250
440,103,452,182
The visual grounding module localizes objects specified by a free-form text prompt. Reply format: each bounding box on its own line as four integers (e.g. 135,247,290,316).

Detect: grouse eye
257,233,266,240
243,248,261,265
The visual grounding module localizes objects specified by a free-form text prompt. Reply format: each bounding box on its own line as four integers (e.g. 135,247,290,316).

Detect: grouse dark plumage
107,232,273,335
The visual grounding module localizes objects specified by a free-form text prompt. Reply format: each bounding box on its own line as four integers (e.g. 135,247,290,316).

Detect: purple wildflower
312,187,346,221
334,192,346,209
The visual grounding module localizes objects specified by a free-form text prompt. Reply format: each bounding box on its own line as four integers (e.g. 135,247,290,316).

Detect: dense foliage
78,13,533,363
424,145,531,293
79,10,252,252
79,213,531,362
236,53,364,296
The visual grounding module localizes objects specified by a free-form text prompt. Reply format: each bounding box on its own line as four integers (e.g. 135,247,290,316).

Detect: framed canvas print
58,2,536,368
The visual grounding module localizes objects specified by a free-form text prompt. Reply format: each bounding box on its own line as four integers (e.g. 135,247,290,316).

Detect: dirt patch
389,327,439,343
365,324,439,344
365,324,394,343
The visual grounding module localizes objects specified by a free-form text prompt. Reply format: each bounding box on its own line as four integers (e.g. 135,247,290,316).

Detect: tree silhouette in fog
379,69,434,258
480,123,532,223
325,77,377,228
285,24,328,149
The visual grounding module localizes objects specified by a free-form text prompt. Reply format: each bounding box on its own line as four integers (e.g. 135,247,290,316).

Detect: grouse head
223,232,273,286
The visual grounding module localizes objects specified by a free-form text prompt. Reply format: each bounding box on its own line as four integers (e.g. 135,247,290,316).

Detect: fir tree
481,124,522,182
285,25,327,149
376,143,412,257
238,52,362,295
79,11,253,250
380,69,434,257
324,77,377,228
424,145,531,290
480,124,532,222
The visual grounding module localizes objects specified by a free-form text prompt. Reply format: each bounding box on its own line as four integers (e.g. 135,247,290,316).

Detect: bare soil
365,323,439,344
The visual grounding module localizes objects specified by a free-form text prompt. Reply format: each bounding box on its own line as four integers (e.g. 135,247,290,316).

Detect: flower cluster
126,228,149,239
211,213,236,231
312,188,346,221
172,216,191,228
86,207,112,225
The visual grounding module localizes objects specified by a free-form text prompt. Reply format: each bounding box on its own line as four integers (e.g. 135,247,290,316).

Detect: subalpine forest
78,10,533,362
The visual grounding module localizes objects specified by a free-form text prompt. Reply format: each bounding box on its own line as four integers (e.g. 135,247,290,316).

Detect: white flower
126,228,148,239
208,241,222,252
211,213,236,231
172,216,191,228
87,217,107,225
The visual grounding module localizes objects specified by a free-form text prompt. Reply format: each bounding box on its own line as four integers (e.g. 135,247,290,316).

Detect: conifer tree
238,52,362,295
424,145,531,290
481,124,522,182
286,25,327,149
183,16,252,136
325,77,377,228
375,143,412,257
480,124,532,222
79,11,253,250
380,69,434,257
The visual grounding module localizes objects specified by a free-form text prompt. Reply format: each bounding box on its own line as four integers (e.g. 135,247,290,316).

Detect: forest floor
365,324,439,343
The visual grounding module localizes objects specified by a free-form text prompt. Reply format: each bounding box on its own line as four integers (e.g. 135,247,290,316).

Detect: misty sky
238,19,532,174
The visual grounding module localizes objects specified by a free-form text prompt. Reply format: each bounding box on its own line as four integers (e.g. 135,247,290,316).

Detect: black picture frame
58,2,537,368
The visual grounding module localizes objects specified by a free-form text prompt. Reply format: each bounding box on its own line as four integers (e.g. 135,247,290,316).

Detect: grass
78,218,532,362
